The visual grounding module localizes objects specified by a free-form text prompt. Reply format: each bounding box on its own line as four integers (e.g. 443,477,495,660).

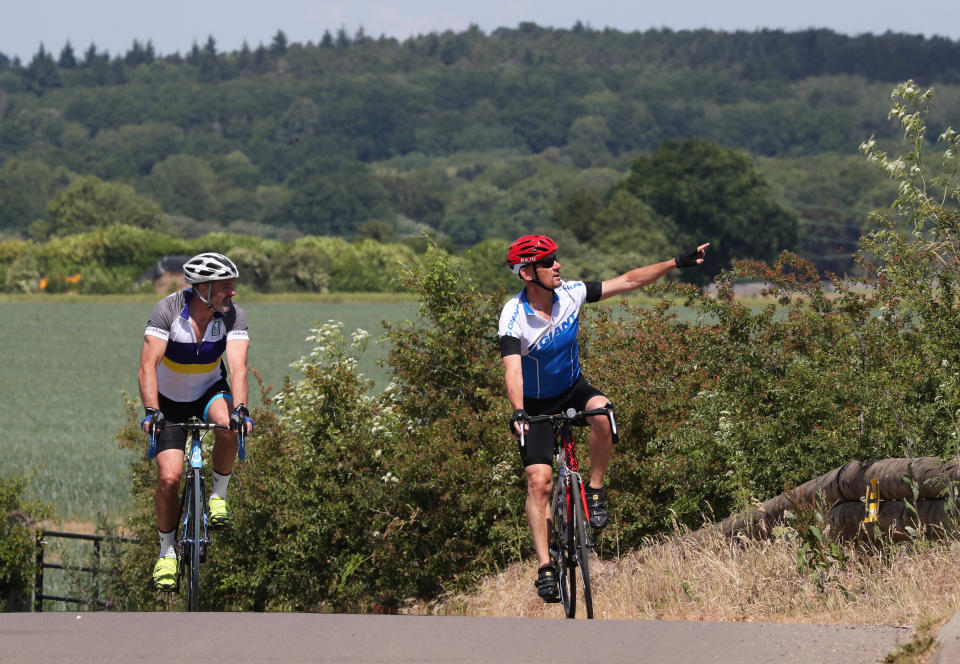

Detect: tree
143,155,219,220
620,138,799,283
22,45,62,95
277,171,388,236
41,176,163,237
0,158,70,233
563,115,612,167
58,42,77,69
270,30,288,56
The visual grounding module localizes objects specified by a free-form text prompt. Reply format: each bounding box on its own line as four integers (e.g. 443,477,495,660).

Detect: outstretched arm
598,243,709,301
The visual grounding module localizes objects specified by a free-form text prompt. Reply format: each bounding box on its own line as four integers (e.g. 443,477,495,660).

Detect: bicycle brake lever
606,408,619,445
237,428,246,461
147,429,158,459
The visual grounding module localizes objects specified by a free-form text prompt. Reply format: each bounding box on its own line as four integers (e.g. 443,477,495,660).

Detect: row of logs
718,457,960,540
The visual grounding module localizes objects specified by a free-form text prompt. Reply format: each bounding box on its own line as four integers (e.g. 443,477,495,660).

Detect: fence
34,529,136,612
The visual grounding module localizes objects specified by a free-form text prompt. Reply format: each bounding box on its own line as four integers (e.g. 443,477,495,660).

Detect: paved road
0,613,913,663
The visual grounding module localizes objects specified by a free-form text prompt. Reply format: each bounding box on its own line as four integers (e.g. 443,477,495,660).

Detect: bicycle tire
187,469,202,612
571,477,594,619
553,479,577,618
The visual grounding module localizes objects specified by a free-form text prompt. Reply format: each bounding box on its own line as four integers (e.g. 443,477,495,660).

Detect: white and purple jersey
144,289,249,402
498,280,602,399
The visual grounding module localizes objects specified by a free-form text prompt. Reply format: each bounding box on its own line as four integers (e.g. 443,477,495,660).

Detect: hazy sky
3,0,959,62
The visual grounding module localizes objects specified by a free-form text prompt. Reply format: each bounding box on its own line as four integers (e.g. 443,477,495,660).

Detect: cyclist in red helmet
499,234,709,602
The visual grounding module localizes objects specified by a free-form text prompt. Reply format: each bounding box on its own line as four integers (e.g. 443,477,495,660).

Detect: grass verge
411,525,956,662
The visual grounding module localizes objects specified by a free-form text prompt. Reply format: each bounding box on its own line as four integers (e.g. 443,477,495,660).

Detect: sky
2,0,960,62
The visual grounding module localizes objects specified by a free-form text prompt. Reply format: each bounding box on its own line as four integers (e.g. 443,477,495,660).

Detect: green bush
3,254,40,293
1,475,54,611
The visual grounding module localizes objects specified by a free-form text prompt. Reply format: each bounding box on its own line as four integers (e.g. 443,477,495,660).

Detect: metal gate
34,529,136,612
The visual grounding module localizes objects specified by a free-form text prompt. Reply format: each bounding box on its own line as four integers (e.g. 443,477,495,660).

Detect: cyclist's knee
157,471,180,494
525,466,552,497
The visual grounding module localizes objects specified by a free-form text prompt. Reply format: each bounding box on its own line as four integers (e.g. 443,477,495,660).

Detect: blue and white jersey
498,281,600,399
144,289,249,402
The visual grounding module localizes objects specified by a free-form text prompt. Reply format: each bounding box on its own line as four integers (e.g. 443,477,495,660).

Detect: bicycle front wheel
553,480,577,618
571,477,594,619
186,469,202,612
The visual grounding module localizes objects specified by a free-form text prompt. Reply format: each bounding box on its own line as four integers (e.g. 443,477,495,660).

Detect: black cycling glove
230,403,253,432
509,409,528,437
141,407,165,432
674,246,703,269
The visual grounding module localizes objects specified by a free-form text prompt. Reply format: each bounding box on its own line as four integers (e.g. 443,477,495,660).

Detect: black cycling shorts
518,378,606,468
155,379,232,454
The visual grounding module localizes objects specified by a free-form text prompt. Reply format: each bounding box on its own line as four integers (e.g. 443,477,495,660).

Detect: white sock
158,529,176,559
212,471,231,499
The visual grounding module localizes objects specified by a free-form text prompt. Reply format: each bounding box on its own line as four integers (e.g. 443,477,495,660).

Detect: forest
2,24,959,290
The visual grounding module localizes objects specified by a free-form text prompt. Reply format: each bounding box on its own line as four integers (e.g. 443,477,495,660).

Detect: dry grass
411,528,960,631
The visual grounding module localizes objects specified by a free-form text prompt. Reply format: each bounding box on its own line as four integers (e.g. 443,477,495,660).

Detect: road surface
0,613,914,663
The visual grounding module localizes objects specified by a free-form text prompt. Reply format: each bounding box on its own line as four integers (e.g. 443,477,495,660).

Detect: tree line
0,137,803,292
1,24,952,278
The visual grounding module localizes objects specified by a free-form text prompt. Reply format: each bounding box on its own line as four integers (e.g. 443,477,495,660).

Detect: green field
0,290,779,522
0,295,416,521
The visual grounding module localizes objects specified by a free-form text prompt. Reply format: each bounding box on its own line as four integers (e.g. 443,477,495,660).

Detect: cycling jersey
144,289,249,403
498,280,602,399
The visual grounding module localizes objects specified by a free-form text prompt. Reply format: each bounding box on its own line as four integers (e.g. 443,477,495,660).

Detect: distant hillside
2,24,954,273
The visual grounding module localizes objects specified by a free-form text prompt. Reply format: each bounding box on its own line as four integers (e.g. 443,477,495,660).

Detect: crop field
1,290,777,523
0,295,416,521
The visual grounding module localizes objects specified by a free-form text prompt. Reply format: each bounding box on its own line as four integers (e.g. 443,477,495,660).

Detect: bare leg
524,463,554,567
585,395,612,489
155,449,184,532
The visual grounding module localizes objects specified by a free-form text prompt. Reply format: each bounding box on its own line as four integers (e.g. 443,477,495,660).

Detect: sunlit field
0,294,416,521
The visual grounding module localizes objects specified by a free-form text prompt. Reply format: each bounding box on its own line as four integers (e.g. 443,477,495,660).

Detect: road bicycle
521,404,618,619
148,417,247,611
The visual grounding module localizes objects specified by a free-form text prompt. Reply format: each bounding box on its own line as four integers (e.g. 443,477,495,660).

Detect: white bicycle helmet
183,252,239,284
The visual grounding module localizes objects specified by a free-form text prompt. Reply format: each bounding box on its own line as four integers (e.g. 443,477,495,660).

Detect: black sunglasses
535,253,558,269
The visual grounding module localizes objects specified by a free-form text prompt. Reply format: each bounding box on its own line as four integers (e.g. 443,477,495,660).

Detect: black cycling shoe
536,564,560,603
585,485,609,530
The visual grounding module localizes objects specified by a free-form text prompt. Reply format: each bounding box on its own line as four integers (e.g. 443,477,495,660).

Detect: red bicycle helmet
505,235,558,275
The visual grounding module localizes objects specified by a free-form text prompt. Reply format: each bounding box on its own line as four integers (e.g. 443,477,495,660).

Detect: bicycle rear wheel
571,477,594,619
186,469,202,612
553,480,577,618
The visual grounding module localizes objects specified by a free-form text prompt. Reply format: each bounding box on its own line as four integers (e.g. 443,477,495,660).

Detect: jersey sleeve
562,280,590,308
584,281,602,303
498,297,523,356
144,298,174,341
227,306,250,341
499,336,521,357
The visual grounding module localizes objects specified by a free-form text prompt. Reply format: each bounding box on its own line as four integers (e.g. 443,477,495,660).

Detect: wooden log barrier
719,457,960,539
828,499,953,540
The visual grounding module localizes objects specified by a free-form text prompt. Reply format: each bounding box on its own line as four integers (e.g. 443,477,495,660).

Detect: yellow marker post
862,477,880,524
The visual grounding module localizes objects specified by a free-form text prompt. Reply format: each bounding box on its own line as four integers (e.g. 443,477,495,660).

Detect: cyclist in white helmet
138,252,253,590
